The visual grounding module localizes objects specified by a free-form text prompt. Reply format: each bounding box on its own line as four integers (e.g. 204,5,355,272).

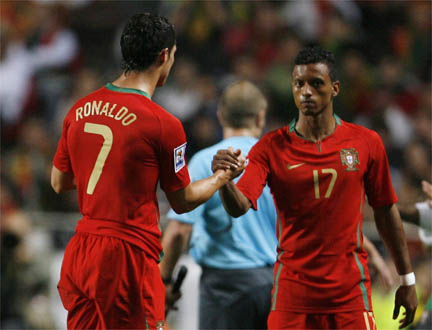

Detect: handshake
212,147,247,181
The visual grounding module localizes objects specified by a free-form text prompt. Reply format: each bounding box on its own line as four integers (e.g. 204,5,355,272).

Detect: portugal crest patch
174,143,187,173
340,148,360,171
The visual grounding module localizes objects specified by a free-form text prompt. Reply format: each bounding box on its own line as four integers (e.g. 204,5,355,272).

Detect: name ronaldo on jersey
75,100,137,126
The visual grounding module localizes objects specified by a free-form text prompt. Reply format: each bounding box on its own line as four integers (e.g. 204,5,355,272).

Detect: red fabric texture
53,85,190,260
58,232,165,329
237,119,397,312
268,309,377,330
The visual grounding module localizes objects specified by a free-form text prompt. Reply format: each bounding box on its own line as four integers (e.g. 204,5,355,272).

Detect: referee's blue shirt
166,136,277,269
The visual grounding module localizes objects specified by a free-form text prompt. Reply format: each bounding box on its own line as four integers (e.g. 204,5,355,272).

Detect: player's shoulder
341,120,382,143
258,126,289,146
69,84,181,126
148,101,183,128
264,125,287,137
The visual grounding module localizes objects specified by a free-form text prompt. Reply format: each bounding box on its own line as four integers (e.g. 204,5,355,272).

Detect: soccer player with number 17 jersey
212,47,418,330
51,13,243,330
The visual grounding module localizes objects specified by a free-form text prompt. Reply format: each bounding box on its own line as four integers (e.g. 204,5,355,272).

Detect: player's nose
301,84,312,97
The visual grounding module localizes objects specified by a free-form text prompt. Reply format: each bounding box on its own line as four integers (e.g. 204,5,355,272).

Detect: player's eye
311,79,323,88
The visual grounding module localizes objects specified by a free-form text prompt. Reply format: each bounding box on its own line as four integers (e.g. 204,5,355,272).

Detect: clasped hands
212,147,246,180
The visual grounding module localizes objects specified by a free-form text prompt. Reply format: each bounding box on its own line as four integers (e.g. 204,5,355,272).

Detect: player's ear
158,48,169,65
332,80,340,97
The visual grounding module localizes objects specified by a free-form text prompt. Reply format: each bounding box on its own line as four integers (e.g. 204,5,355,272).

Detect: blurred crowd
1,1,431,329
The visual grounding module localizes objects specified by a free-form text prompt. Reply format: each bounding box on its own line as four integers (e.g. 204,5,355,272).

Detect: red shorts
58,232,165,329
268,310,377,330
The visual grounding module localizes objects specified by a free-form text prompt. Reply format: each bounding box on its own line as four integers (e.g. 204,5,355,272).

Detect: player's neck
295,111,336,143
223,127,260,139
112,71,158,97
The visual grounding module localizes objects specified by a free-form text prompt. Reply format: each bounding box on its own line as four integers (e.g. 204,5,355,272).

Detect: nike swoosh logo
287,163,305,170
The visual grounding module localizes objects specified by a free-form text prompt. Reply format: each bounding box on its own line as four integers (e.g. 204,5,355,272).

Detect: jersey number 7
84,123,113,195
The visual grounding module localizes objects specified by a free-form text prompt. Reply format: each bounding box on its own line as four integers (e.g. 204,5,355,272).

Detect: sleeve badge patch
174,143,187,173
340,148,360,171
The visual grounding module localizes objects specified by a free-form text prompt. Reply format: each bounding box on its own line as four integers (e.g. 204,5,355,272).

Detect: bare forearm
374,204,413,275
184,170,230,211
167,170,231,214
219,181,251,217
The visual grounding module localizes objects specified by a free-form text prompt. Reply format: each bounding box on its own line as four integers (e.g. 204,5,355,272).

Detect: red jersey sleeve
364,130,398,208
158,115,191,192
53,117,73,173
236,136,270,210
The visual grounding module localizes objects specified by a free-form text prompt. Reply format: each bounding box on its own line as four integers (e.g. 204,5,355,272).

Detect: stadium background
1,1,430,329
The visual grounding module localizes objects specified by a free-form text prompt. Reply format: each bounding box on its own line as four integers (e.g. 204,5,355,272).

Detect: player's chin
301,105,327,117
300,107,319,116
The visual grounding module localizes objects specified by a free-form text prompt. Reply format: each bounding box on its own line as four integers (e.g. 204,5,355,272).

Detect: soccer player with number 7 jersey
51,13,244,330
212,46,418,330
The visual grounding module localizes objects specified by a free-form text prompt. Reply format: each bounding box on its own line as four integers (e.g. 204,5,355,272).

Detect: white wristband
400,272,416,286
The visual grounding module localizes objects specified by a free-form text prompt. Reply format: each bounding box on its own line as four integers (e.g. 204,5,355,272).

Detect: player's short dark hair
219,80,267,129
294,46,338,81
120,13,176,73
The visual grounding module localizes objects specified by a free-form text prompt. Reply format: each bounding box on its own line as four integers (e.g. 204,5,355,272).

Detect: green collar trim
289,118,296,132
158,251,164,264
334,114,342,126
105,83,151,100
289,113,342,133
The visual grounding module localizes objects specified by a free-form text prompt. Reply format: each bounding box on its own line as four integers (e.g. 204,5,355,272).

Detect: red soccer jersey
237,115,397,313
53,83,190,261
